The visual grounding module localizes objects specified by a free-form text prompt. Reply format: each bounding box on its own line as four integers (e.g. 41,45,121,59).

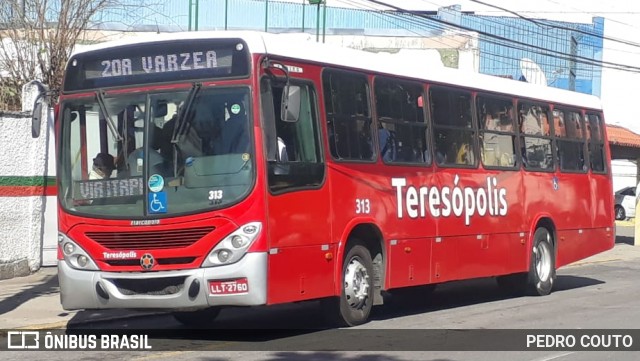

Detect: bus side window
262,78,324,192
323,70,373,161
519,103,553,171
555,109,586,172
477,95,516,169
587,113,606,172
374,77,428,165
430,87,476,167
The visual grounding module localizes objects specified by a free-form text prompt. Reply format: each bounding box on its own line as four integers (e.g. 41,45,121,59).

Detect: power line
363,0,640,73
468,0,640,49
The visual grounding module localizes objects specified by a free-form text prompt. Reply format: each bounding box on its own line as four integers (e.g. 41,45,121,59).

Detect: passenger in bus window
378,123,396,162
434,131,450,165
540,111,550,136
483,104,500,131
566,113,582,138
496,106,514,132
412,138,430,163
520,105,542,135
554,111,566,137
90,153,115,180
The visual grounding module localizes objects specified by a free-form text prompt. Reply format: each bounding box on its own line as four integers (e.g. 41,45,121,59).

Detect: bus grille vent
86,227,215,250
108,276,187,296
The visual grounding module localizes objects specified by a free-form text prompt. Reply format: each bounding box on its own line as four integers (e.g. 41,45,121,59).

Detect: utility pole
322,1,327,43
188,0,199,31
225,0,229,30
302,0,305,33
265,0,269,32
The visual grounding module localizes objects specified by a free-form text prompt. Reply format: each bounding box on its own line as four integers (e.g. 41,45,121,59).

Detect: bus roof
72,30,602,111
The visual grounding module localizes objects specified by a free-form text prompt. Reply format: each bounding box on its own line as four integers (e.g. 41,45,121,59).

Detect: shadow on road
0,273,58,316
553,275,605,292
198,352,448,361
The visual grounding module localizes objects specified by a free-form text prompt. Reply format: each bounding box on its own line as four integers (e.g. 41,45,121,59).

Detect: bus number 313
355,198,371,214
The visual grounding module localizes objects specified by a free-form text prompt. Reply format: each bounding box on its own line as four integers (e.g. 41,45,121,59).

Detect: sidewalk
1,242,640,330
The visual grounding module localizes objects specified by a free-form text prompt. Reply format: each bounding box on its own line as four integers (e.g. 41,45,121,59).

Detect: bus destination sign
95,50,225,78
63,38,249,92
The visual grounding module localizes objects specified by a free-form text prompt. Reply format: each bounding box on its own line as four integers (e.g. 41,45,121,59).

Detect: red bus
38,31,614,327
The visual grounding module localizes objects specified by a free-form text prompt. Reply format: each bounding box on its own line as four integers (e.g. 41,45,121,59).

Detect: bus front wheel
323,240,374,327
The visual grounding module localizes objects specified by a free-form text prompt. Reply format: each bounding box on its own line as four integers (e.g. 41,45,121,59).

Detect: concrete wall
0,105,55,279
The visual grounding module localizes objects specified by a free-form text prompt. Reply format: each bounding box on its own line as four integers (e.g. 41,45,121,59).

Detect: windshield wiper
171,82,202,144
95,90,123,142
170,82,202,178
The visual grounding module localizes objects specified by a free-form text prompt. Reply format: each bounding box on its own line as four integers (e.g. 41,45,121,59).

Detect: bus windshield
58,86,254,218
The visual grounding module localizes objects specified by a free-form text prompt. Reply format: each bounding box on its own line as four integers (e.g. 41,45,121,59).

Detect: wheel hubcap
534,236,552,282
344,257,370,309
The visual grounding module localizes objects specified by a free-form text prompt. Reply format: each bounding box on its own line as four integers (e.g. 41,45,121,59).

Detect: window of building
554,108,586,172
430,87,476,167
323,70,373,161
374,77,429,164
518,102,554,171
477,95,516,168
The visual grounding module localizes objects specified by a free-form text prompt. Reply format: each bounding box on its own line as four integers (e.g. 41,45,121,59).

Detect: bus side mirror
281,85,301,123
25,80,48,138
31,96,43,138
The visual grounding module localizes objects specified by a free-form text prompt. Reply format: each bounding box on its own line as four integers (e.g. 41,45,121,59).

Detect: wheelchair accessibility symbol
148,192,167,214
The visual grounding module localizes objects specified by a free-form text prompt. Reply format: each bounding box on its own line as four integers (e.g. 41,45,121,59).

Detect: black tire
527,227,556,296
322,240,374,327
497,227,555,296
172,307,222,328
615,205,626,221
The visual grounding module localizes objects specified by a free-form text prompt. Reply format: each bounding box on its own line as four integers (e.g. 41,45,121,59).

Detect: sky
289,0,640,133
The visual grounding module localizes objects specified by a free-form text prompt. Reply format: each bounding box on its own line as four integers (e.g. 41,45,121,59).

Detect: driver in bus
90,153,115,180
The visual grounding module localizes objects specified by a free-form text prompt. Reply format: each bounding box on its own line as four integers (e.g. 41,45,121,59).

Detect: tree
0,0,161,110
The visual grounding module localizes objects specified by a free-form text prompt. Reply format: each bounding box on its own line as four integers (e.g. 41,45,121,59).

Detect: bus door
260,74,333,304
553,108,593,265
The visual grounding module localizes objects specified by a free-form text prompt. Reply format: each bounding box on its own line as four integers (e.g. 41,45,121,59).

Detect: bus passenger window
519,103,553,171
374,77,428,165
587,113,606,172
430,87,476,167
554,108,586,172
477,95,516,168
323,70,373,161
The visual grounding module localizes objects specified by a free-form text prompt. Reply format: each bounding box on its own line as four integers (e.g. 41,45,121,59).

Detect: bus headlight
202,222,262,267
58,232,99,271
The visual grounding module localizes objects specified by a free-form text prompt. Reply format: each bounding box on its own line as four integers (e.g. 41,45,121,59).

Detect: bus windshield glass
58,87,254,218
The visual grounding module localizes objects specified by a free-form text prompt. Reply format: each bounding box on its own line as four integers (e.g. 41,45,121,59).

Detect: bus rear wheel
323,240,374,327
172,307,222,328
497,227,555,296
528,227,555,296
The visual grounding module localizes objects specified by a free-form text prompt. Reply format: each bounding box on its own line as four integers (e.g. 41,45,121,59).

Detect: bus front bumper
58,252,267,310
